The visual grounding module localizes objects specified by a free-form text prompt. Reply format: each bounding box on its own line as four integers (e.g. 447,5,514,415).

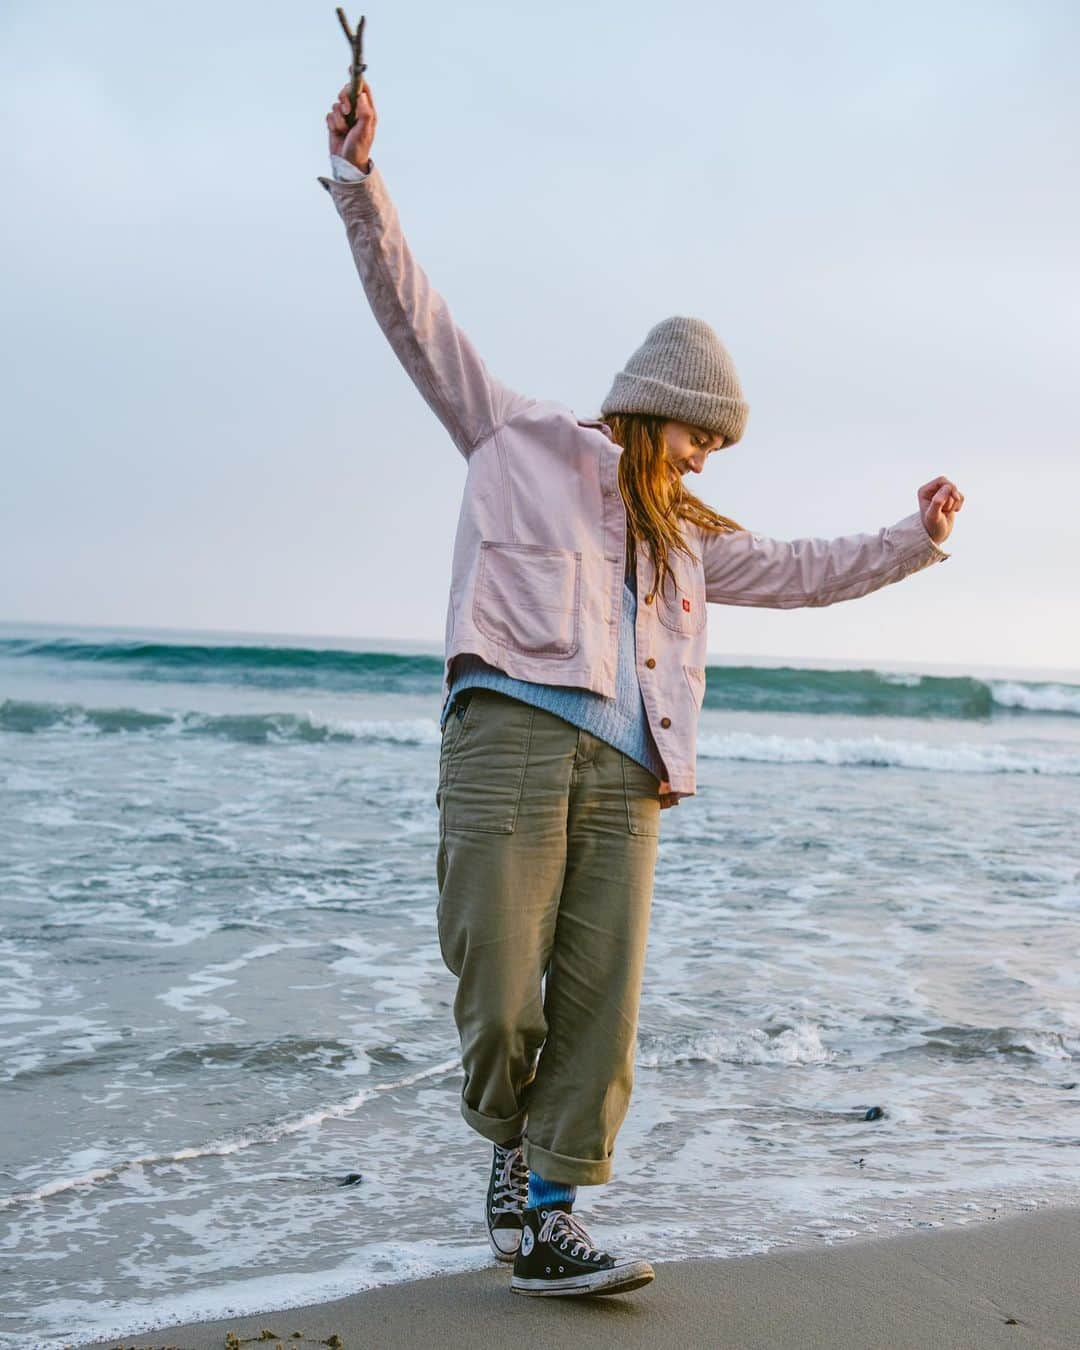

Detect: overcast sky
2,0,1077,671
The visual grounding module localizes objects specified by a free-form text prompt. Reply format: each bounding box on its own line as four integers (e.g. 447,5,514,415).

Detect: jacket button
660,716,671,728
644,594,653,604
645,658,656,669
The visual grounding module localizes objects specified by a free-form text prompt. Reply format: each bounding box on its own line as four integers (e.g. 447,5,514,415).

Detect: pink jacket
317,163,951,810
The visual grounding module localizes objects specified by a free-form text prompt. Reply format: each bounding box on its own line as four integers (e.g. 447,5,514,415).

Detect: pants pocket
442,690,536,834
620,753,661,837
437,690,476,809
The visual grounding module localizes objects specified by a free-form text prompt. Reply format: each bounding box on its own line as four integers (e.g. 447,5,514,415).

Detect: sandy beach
77,1203,1080,1350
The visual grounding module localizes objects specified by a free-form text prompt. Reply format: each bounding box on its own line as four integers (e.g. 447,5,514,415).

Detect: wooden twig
335,8,367,129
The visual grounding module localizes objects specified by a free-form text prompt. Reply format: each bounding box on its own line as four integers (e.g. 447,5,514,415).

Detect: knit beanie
600,316,749,446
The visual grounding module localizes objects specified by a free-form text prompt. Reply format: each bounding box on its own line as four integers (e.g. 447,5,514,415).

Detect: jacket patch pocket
473,541,582,657
656,562,706,636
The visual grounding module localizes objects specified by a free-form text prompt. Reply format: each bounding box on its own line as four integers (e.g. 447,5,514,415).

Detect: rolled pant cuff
460,1097,527,1146
523,1136,612,1186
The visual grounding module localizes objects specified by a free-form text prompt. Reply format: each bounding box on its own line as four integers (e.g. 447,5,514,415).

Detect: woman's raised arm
319,84,532,460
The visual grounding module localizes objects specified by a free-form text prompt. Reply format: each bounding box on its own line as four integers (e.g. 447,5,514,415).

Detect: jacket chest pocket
655,558,706,636
472,541,582,657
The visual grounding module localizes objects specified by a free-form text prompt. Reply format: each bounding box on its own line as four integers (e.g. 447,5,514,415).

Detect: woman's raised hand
918,476,964,545
326,80,377,170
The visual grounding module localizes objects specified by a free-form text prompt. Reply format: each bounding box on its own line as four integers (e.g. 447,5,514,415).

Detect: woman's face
662,421,725,479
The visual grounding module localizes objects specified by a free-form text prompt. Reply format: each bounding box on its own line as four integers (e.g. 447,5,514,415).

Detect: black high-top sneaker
484,1138,529,1262
510,1201,655,1297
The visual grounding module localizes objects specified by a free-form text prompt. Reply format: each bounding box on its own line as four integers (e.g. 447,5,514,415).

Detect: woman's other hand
918,476,964,545
326,80,377,171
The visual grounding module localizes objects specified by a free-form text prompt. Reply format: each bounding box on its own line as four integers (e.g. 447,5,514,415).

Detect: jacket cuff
329,152,369,181
316,158,381,215
891,510,951,563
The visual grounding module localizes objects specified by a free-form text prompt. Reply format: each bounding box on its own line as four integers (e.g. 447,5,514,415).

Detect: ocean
3,621,1079,1347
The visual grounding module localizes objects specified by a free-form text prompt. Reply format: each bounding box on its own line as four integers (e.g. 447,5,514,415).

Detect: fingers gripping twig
335,8,367,129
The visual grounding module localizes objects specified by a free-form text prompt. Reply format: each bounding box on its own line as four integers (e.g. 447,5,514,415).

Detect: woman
322,80,963,1299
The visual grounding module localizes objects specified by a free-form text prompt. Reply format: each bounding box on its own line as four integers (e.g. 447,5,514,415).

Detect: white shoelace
491,1143,528,1215
536,1208,610,1262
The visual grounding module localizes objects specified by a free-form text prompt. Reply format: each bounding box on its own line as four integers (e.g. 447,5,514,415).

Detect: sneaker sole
511,1260,655,1297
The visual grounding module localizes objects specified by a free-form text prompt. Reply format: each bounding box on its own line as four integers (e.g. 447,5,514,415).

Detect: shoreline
76,1202,1080,1350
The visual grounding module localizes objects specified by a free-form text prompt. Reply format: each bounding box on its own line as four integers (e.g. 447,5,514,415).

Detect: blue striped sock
528,1169,577,1209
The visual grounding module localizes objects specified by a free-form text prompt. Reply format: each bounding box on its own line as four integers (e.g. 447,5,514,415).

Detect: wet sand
78,1203,1079,1350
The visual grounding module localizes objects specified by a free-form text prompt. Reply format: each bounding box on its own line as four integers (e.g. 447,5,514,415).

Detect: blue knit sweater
439,558,668,785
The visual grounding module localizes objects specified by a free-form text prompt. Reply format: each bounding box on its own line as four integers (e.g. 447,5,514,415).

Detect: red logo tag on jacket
682,598,691,612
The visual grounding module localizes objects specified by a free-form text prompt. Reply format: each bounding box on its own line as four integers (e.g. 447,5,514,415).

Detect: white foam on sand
6,1238,493,1350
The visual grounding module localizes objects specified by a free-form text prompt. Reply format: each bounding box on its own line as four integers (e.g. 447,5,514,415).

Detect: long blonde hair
600,412,746,605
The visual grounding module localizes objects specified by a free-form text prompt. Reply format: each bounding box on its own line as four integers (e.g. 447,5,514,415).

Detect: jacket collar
575,417,613,440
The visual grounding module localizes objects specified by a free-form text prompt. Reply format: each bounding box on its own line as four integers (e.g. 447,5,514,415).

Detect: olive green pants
435,687,661,1186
